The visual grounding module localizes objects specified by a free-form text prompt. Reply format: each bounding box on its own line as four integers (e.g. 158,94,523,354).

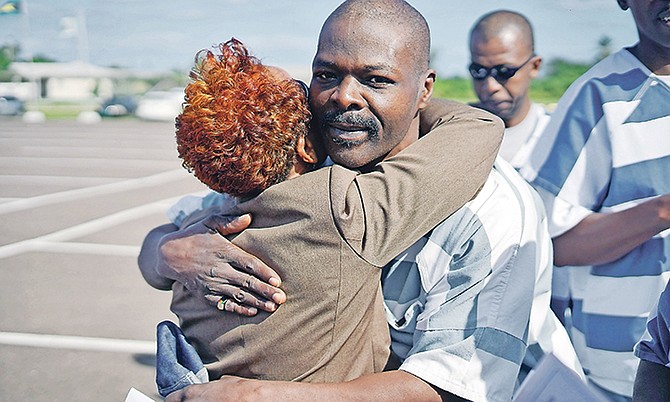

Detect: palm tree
596,35,613,62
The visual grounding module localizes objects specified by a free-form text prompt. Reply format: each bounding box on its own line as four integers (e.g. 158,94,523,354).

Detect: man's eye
368,76,393,86
314,71,336,81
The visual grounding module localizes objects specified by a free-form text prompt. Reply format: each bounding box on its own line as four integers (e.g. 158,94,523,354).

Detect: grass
433,76,570,107
26,100,100,119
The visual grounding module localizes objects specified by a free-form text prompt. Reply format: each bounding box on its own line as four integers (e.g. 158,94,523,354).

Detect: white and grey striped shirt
383,158,546,402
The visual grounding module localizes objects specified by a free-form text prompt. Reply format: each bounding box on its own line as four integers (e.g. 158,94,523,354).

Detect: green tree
596,35,613,62
31,54,56,63
0,43,20,70
0,43,55,72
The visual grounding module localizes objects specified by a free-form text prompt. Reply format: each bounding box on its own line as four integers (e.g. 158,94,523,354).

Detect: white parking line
0,331,156,354
0,199,176,260
29,241,141,256
0,169,189,215
0,174,123,186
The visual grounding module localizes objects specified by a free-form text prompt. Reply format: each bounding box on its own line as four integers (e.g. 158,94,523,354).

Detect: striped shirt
498,102,583,382
383,158,541,402
520,48,670,397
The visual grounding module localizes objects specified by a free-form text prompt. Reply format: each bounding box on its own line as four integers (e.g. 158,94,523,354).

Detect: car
134,88,184,121
0,95,25,116
98,95,138,117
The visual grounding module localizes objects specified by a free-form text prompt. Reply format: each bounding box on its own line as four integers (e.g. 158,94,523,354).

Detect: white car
135,87,184,121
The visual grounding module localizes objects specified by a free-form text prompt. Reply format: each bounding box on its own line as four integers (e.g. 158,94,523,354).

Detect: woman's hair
176,38,311,198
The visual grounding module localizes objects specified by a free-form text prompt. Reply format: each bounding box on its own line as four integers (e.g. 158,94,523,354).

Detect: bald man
469,10,547,170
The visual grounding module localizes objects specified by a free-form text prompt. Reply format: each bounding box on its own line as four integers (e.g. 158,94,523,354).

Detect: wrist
659,197,670,229
138,223,180,290
650,195,670,232
156,236,183,284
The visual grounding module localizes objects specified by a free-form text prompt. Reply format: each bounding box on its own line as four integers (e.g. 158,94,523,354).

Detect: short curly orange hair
176,38,311,198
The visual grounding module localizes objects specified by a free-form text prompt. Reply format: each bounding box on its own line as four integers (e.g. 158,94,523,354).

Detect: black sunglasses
468,55,535,81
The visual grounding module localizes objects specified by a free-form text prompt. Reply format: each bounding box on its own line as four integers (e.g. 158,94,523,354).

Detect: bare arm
553,193,670,266
166,371,469,402
633,360,670,402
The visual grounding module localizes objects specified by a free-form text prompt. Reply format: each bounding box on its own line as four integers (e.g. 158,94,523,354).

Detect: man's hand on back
144,213,286,316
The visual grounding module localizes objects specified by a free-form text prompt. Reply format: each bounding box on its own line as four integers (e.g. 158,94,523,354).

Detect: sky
0,0,639,81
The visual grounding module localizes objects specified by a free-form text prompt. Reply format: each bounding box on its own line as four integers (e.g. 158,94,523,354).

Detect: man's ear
529,56,542,79
417,69,436,111
617,0,628,10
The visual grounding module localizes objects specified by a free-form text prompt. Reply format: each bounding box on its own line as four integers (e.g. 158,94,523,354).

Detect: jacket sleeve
329,99,503,266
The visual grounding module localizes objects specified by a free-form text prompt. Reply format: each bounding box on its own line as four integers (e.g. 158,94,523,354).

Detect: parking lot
0,119,208,401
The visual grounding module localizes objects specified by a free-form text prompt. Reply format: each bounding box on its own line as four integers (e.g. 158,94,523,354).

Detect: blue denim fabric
155,320,209,397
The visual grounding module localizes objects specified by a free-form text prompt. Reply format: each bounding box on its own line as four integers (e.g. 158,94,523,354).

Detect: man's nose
481,75,504,92
331,76,365,110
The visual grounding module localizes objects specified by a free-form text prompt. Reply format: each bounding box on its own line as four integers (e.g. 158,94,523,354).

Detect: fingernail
272,292,286,304
266,301,277,311
269,277,281,287
248,307,258,315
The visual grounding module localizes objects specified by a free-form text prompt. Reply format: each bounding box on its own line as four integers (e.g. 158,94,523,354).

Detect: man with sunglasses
468,9,583,385
468,10,548,170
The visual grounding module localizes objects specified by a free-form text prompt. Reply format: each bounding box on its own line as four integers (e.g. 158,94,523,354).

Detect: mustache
322,111,379,146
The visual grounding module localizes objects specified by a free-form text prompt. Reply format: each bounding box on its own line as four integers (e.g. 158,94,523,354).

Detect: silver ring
216,297,228,311
210,266,217,277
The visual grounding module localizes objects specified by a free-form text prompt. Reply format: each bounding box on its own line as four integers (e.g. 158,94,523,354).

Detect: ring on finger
216,297,229,311
210,266,217,277
243,274,253,289
233,291,245,303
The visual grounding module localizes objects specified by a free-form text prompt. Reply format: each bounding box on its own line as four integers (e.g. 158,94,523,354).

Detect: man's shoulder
428,159,530,240
475,158,535,206
559,49,649,108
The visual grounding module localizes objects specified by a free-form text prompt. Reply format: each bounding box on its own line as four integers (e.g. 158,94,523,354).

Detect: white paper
124,387,155,402
512,353,608,402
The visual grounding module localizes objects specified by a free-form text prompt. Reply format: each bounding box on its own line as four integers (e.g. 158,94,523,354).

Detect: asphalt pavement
0,118,209,401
